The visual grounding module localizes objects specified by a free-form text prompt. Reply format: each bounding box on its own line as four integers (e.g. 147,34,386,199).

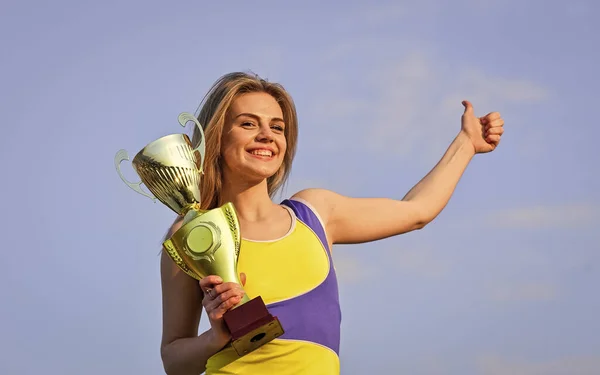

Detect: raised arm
293,100,504,245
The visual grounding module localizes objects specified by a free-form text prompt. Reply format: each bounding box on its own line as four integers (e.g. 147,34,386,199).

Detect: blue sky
2,0,599,374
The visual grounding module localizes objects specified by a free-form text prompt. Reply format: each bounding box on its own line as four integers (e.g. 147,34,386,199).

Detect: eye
241,121,255,128
271,124,285,132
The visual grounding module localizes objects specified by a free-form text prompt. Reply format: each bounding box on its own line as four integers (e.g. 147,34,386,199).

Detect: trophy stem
181,204,206,225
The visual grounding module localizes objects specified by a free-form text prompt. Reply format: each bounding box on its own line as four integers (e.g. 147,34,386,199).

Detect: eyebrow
235,112,285,123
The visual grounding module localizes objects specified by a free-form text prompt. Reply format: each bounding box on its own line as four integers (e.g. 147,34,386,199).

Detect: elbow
412,220,427,231
161,344,181,375
161,358,184,375
161,345,174,375
411,207,436,231
399,199,435,231
411,217,429,231
160,342,205,375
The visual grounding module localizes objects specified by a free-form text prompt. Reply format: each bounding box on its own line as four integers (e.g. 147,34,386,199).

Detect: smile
248,149,274,159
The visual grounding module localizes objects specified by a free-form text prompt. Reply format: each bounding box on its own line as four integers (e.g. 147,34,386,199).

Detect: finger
483,112,501,122
485,118,504,129
199,275,223,291
204,288,215,301
240,272,247,286
485,126,504,136
210,287,245,308
204,282,244,310
485,134,501,144
208,295,243,320
206,282,243,301
462,100,474,115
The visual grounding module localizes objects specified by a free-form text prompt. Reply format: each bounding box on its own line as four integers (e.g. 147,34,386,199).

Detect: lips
246,146,277,161
249,149,273,157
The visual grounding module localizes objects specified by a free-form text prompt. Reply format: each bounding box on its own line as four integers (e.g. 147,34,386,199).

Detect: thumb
462,100,474,115
240,272,247,286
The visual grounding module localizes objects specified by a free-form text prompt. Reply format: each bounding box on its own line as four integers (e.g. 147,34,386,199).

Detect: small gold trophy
114,113,284,356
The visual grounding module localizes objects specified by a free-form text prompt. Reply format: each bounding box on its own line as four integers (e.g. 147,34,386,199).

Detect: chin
244,155,282,176
247,167,279,182
224,164,277,184
223,154,282,184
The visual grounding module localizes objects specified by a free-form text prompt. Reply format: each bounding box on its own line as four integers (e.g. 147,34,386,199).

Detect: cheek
220,144,241,168
278,138,287,159
221,132,242,155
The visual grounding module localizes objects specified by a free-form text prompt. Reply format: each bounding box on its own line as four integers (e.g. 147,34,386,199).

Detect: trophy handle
114,149,157,202
178,112,206,174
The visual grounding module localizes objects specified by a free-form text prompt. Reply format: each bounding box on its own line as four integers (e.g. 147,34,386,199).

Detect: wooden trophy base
223,296,284,356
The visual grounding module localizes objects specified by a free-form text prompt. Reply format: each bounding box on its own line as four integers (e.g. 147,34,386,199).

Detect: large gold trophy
114,113,284,356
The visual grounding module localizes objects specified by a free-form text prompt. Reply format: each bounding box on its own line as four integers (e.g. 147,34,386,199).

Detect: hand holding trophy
114,113,284,356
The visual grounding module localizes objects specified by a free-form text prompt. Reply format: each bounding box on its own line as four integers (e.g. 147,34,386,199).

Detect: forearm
402,131,475,222
162,328,227,375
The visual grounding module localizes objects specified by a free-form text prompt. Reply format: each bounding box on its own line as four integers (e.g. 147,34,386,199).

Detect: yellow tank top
205,199,342,374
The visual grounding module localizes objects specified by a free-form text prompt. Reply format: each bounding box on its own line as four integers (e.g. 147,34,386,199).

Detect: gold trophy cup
114,113,284,356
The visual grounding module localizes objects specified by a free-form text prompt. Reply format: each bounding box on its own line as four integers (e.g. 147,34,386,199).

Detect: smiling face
220,91,287,184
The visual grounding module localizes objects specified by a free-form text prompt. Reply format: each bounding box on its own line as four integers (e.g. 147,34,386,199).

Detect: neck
219,177,277,222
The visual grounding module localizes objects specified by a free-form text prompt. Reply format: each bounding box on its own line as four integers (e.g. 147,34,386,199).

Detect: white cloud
365,56,550,160
311,47,550,164
488,282,559,303
477,354,600,375
487,203,598,229
462,70,550,102
332,242,450,284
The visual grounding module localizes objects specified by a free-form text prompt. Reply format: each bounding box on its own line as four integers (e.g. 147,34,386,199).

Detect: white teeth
250,150,272,157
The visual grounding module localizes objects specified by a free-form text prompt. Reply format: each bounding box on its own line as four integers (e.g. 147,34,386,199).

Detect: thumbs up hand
460,100,504,154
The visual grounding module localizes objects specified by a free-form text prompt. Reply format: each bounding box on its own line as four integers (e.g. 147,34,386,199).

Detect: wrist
207,327,230,350
456,130,477,157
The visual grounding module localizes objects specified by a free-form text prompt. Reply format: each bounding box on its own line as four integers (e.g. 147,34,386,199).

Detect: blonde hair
192,72,299,210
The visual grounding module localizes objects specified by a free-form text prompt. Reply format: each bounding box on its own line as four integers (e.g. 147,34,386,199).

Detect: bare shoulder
290,188,339,223
164,215,184,240
290,187,331,203
291,187,336,200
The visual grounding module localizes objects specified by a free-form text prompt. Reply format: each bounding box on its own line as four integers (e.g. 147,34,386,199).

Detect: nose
256,123,274,142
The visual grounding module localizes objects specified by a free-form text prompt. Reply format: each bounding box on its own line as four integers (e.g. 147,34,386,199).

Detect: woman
159,72,505,375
